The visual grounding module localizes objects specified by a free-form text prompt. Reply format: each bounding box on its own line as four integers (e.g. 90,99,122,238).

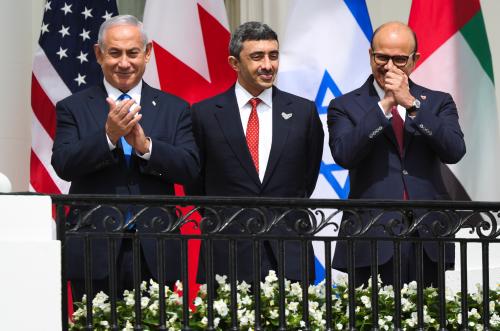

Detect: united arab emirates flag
409,0,500,201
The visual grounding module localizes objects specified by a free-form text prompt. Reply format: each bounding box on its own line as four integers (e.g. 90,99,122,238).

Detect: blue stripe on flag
344,0,373,41
314,255,325,284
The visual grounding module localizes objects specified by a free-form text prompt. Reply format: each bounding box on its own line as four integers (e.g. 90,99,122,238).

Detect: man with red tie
190,22,324,283
328,22,466,287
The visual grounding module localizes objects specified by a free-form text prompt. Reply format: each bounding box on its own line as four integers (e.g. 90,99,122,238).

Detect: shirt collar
372,79,385,100
234,81,273,109
103,79,143,104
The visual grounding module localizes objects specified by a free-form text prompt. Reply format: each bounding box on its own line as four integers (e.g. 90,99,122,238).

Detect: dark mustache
257,69,274,75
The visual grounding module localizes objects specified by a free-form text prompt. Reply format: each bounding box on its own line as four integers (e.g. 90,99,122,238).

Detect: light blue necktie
117,93,135,228
117,93,133,166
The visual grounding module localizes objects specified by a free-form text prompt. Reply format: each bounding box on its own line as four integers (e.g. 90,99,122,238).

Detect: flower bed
70,271,500,330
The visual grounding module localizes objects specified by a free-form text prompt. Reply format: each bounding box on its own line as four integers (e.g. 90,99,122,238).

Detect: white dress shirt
234,81,273,182
373,80,407,121
103,79,151,160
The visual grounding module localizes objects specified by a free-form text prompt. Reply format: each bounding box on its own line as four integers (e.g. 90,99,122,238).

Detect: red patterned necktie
391,106,404,156
391,106,408,200
246,97,261,173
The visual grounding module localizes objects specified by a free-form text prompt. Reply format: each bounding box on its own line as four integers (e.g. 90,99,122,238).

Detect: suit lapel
87,84,109,128
138,82,160,136
262,87,292,188
214,88,261,187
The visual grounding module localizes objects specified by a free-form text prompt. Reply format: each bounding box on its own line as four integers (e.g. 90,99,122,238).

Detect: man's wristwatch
407,98,421,113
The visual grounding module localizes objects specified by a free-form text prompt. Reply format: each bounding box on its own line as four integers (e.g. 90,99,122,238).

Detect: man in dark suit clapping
51,15,199,299
328,22,466,287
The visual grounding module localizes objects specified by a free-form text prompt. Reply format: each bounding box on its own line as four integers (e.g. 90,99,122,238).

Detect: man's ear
144,42,153,63
228,56,239,72
94,44,103,65
413,52,421,63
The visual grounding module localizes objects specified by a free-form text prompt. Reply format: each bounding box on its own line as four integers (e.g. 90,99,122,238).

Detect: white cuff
136,137,152,160
378,101,392,119
106,133,117,150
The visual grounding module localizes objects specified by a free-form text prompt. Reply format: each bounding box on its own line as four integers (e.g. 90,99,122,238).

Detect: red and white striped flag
142,0,236,299
31,0,118,194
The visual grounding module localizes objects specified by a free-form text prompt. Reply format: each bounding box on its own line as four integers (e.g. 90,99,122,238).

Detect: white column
0,1,42,191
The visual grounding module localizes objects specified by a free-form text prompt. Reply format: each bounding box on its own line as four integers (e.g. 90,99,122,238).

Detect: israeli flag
277,0,373,283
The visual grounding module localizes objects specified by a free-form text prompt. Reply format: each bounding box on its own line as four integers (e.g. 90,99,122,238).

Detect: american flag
31,0,118,194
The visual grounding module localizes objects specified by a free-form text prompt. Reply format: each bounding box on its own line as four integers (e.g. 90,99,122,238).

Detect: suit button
402,169,409,175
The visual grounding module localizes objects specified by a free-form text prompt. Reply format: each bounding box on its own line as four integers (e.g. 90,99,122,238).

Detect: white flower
309,300,319,311
360,295,371,308
167,292,182,305
92,291,108,303
122,320,134,331
215,274,227,285
194,296,203,307
148,300,159,314
445,287,455,301
168,313,178,323
240,295,252,306
141,296,150,309
99,321,109,327
265,270,278,283
491,313,500,327
148,279,159,295
213,299,229,317
290,282,302,297
401,297,414,312
288,301,299,312
269,309,279,320
174,280,182,292
124,294,135,306
198,284,207,295
335,273,348,287
238,281,251,293
469,308,481,319
261,282,275,298
140,281,147,291
336,323,343,330
405,312,418,327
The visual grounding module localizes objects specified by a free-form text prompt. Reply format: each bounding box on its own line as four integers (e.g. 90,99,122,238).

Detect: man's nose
384,58,395,70
118,55,131,67
261,55,272,70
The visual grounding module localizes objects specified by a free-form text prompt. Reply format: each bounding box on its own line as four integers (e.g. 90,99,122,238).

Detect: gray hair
229,21,278,58
97,15,149,50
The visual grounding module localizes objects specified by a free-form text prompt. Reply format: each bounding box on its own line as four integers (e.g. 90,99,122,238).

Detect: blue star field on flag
38,0,118,94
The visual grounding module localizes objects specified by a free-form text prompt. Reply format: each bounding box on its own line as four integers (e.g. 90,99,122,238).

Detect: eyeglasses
371,52,415,67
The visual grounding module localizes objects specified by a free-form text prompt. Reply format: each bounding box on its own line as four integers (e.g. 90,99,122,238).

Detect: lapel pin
152,100,157,106
281,112,293,120
420,95,427,100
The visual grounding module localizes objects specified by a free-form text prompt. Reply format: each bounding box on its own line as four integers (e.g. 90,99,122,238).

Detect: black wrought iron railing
51,195,500,331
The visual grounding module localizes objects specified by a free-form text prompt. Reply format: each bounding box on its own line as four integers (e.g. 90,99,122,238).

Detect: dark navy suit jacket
51,82,199,281
190,85,324,282
328,76,466,269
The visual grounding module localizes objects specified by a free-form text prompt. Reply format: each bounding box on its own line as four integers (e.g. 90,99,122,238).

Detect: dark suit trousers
353,242,441,288
71,237,159,302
